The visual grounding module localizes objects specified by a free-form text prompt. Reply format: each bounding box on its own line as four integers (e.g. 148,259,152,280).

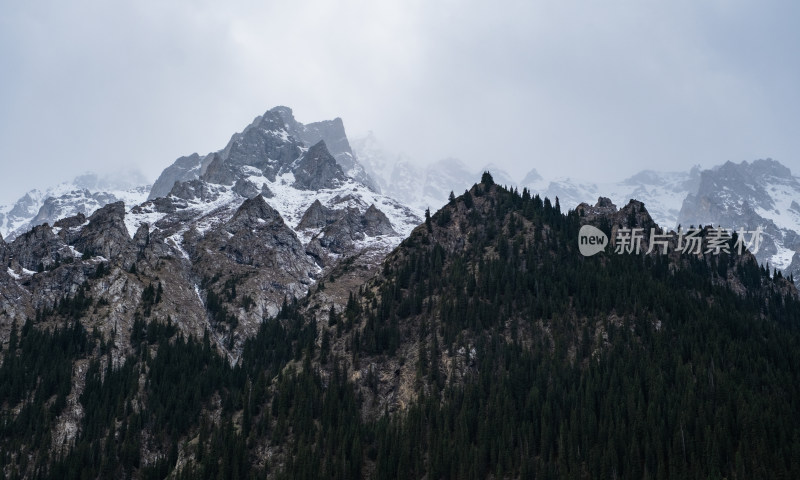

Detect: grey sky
1,0,799,204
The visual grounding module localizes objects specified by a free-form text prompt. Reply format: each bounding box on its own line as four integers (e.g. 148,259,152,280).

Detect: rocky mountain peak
89,200,126,222
6,223,63,272
228,194,284,228
201,115,303,186
266,105,295,121
575,196,618,221
148,106,379,200
617,200,655,228
148,153,205,200
255,107,296,135
7,191,42,218
297,199,339,230
576,198,656,240
716,158,792,180
72,201,134,263
232,178,262,199
362,204,398,236
596,196,616,208
292,141,347,190
285,112,379,192
751,158,792,177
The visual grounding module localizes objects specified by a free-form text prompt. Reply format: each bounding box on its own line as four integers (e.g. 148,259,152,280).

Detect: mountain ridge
352,134,799,285
1,173,798,478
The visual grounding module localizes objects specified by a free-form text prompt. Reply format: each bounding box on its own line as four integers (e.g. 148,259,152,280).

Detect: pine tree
463,190,473,209
425,208,432,232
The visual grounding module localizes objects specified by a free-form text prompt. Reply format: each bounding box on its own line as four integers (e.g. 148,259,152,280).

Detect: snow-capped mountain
128,106,421,337
678,159,800,282
0,171,150,241
0,106,421,359
142,107,419,251
148,107,379,201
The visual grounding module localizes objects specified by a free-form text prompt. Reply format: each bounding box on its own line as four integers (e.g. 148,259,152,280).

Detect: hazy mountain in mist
353,134,798,285
678,159,800,280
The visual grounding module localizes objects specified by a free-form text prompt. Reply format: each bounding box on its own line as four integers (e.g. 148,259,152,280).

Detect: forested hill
2,173,800,479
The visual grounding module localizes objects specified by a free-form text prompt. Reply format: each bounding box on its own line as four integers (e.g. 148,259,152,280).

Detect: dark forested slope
1,173,799,479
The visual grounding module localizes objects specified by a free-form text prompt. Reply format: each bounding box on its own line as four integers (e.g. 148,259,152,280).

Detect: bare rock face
292,141,347,190
596,196,616,209
362,204,397,236
297,200,342,230
53,213,87,229
576,197,653,230
132,223,150,255
200,152,238,187
148,152,205,200
578,198,661,254
304,204,397,268
0,266,32,324
211,196,313,272
260,183,274,198
200,110,304,186
6,223,65,272
53,212,88,245
271,106,380,192
232,178,261,199
311,207,364,254
71,202,135,265
168,179,223,203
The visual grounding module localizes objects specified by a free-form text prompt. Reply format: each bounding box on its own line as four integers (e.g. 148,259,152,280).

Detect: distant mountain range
1,112,797,287
353,134,800,284
0,172,150,241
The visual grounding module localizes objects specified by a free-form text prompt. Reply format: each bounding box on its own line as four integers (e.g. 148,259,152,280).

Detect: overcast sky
1,0,799,204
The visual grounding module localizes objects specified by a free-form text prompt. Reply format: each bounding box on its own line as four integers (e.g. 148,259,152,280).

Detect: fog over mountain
2,2,799,205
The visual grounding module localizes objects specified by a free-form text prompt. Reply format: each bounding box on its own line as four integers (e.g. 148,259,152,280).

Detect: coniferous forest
1,176,799,479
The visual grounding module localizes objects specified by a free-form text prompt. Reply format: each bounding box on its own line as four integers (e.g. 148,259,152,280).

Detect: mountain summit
149,107,379,200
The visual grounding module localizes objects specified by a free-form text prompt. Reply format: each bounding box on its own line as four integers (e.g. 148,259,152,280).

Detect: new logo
578,225,608,256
